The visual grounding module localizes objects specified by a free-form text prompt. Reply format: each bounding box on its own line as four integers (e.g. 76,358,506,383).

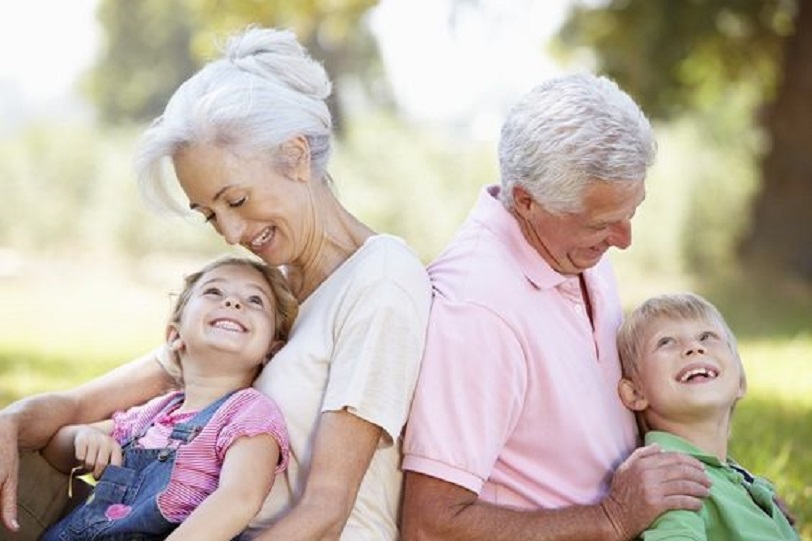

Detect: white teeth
679,367,718,382
251,228,272,248
212,320,245,332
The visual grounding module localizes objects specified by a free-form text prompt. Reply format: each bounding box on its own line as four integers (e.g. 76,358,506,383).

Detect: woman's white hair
498,73,656,214
135,27,333,212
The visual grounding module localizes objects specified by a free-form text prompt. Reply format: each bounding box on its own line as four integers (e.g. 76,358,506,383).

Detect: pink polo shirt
403,185,637,509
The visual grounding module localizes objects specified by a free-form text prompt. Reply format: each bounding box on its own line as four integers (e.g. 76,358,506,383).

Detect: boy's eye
699,331,717,341
655,336,673,348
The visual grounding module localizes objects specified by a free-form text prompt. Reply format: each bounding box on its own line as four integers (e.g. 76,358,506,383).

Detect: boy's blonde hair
164,256,298,382
617,292,739,381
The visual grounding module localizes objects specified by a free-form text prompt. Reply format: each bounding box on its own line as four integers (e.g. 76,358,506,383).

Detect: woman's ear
282,135,311,183
618,378,649,412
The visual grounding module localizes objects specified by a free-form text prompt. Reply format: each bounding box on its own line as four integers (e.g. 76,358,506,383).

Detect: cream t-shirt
246,235,431,540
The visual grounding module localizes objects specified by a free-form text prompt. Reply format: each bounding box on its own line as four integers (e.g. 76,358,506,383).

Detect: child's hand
73,426,123,479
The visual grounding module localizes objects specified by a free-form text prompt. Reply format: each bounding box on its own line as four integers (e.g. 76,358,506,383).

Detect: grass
1,256,810,538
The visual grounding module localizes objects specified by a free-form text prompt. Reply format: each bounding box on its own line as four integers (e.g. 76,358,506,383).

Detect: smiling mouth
249,227,274,250
677,366,719,383
211,319,246,332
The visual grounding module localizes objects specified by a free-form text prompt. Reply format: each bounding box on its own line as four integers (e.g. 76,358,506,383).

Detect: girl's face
172,140,317,267
175,264,277,371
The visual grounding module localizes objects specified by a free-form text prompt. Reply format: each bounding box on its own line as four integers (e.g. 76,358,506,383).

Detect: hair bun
223,27,332,101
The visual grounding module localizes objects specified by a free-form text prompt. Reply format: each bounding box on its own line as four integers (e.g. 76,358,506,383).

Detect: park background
0,0,810,536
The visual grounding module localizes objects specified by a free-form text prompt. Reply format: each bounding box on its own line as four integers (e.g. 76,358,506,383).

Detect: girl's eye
699,331,717,341
248,295,265,307
203,287,222,297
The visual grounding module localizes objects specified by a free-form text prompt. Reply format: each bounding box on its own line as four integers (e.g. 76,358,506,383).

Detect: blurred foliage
555,0,812,283
88,0,388,131
555,0,794,119
87,0,198,124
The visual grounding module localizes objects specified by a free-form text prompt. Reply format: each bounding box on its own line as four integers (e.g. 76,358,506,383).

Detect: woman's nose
217,214,246,245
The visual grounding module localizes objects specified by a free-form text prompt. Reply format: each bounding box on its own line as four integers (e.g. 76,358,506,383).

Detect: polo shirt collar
645,431,723,467
472,185,590,291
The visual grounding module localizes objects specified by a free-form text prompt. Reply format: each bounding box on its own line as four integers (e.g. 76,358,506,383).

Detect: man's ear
511,185,535,218
618,378,649,412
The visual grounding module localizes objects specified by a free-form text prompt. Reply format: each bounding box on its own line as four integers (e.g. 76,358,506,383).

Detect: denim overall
42,392,234,541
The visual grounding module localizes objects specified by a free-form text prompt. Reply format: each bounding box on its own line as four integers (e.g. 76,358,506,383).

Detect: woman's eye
228,196,247,208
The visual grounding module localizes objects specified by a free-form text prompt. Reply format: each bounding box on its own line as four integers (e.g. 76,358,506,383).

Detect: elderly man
402,73,710,541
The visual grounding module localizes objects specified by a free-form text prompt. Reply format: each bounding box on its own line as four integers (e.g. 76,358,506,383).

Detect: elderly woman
0,27,431,540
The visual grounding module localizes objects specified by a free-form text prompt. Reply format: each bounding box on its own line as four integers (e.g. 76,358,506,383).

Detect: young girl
39,256,297,540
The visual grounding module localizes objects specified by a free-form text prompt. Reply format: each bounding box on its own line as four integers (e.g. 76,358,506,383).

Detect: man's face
514,180,646,275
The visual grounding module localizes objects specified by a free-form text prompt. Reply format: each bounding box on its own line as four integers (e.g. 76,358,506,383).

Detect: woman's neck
287,191,375,302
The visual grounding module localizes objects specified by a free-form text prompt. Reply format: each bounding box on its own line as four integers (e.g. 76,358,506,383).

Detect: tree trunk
740,0,812,281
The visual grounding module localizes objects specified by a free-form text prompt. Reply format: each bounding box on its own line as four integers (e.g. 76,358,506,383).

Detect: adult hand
0,415,21,532
599,444,711,541
73,427,123,480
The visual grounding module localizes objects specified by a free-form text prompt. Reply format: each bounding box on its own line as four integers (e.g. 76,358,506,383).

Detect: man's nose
608,219,632,250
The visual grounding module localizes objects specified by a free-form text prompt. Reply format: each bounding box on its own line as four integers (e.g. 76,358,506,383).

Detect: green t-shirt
639,431,799,540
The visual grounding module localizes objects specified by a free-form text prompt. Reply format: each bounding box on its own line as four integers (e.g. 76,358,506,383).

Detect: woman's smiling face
172,141,314,267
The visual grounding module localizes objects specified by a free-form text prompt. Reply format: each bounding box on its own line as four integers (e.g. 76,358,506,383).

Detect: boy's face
172,264,278,372
620,315,746,428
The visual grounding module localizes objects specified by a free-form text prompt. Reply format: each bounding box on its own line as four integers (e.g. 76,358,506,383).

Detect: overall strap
168,390,240,444
123,393,187,448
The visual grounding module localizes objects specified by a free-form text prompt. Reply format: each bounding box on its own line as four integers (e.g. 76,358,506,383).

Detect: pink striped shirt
111,388,289,522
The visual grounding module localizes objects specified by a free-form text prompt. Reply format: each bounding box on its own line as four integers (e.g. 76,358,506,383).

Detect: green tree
557,0,812,282
87,0,198,124
87,0,387,133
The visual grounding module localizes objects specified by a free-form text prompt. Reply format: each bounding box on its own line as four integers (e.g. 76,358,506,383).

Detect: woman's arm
253,410,382,541
0,350,175,531
165,434,279,540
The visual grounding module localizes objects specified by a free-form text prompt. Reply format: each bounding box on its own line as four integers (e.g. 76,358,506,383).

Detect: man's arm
401,445,711,541
0,350,175,532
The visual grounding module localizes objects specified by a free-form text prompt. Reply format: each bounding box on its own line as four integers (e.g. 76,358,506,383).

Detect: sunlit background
1,1,810,536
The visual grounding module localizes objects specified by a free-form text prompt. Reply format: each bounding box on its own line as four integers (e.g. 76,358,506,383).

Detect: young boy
616,292,799,540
